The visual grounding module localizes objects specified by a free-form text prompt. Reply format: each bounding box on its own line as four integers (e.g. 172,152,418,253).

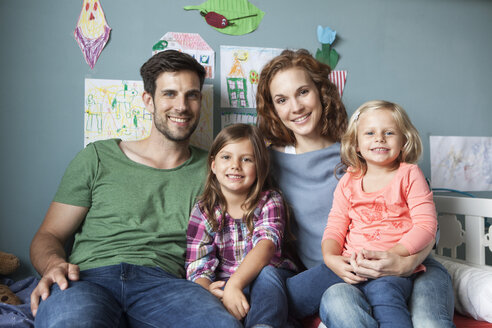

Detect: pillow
435,256,492,323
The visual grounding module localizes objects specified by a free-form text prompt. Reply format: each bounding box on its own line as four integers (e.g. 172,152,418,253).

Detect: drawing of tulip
315,25,339,69
317,25,336,44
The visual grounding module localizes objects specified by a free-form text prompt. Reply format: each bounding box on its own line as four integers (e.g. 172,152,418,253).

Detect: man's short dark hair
140,50,206,98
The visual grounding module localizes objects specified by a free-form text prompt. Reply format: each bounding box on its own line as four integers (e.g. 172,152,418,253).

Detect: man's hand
30,259,80,317
222,282,250,320
29,202,88,317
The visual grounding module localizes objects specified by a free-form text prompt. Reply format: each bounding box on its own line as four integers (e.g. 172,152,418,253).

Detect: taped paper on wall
84,79,214,150
221,112,256,130
430,136,492,191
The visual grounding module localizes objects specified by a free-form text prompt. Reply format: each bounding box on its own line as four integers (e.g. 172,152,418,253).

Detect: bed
433,195,492,327
303,195,492,328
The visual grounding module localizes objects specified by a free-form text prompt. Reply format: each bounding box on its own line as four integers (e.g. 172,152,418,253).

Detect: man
30,50,241,327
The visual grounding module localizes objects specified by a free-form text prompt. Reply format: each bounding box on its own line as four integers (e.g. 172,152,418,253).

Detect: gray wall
1,0,491,278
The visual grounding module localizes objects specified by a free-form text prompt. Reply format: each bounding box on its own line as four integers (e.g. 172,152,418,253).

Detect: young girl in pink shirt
321,100,437,327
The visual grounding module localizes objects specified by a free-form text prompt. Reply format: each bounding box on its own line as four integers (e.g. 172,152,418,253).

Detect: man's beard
153,112,200,142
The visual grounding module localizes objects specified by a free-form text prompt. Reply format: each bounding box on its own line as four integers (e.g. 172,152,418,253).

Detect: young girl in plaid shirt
185,124,296,327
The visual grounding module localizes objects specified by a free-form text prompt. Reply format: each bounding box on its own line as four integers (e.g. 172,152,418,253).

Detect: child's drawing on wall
84,79,214,150
220,45,283,109
430,136,492,191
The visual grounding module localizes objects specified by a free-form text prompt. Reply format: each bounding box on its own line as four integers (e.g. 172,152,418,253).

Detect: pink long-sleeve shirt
323,163,437,257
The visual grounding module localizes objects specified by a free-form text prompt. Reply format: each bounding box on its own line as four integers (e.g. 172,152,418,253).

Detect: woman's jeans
35,263,242,328
319,256,456,328
241,266,292,328
286,263,414,328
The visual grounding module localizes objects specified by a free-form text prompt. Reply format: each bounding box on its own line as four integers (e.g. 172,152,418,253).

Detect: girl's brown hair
199,124,274,234
256,49,347,146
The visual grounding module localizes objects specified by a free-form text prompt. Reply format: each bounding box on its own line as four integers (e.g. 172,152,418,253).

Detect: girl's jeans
319,256,456,328
286,263,414,328
286,256,455,328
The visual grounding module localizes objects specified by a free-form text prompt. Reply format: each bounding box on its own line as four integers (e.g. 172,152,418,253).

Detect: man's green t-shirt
53,139,207,278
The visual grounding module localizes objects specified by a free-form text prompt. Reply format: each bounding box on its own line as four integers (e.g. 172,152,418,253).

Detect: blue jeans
286,263,342,318
243,266,292,328
35,263,242,328
320,256,456,328
358,275,414,328
286,263,413,327
232,266,291,328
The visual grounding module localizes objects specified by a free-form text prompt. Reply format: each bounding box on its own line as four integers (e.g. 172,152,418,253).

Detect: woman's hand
222,282,250,320
324,254,367,284
351,249,416,278
350,239,435,279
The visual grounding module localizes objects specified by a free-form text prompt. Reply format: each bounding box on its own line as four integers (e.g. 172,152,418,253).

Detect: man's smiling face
147,70,202,142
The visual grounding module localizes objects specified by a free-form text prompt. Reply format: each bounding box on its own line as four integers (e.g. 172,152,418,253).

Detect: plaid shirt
185,190,297,282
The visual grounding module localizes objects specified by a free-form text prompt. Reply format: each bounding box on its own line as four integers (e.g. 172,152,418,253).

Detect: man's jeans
35,263,242,328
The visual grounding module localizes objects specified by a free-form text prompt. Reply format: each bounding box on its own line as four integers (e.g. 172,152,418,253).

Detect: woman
256,49,455,328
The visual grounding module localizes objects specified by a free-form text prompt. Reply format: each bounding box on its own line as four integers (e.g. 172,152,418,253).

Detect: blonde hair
199,124,273,234
256,49,347,146
340,100,422,177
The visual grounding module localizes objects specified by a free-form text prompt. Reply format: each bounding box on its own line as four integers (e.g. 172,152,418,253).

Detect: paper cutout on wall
74,0,111,69
220,45,283,108
184,0,264,36
84,79,214,150
430,136,492,191
190,84,214,150
316,25,339,69
329,70,347,98
221,112,257,130
152,32,215,79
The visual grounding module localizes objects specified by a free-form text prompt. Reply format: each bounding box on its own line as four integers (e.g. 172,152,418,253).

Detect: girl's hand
324,254,367,284
208,280,225,300
222,283,250,320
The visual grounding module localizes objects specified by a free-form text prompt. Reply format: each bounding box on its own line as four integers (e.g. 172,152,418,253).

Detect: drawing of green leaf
184,0,264,35
329,48,339,69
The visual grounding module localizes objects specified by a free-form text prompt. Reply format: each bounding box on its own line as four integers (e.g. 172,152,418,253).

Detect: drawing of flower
249,70,259,85
315,25,339,69
317,25,336,45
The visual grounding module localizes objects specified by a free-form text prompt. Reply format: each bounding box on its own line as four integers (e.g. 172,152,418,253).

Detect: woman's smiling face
269,67,323,142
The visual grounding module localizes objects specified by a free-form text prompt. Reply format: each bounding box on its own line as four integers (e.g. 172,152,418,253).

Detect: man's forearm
30,231,67,275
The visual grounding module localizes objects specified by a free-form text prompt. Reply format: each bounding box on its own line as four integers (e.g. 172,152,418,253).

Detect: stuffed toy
0,251,22,305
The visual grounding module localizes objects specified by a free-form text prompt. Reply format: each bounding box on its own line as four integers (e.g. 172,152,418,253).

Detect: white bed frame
433,195,492,323
434,195,492,269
